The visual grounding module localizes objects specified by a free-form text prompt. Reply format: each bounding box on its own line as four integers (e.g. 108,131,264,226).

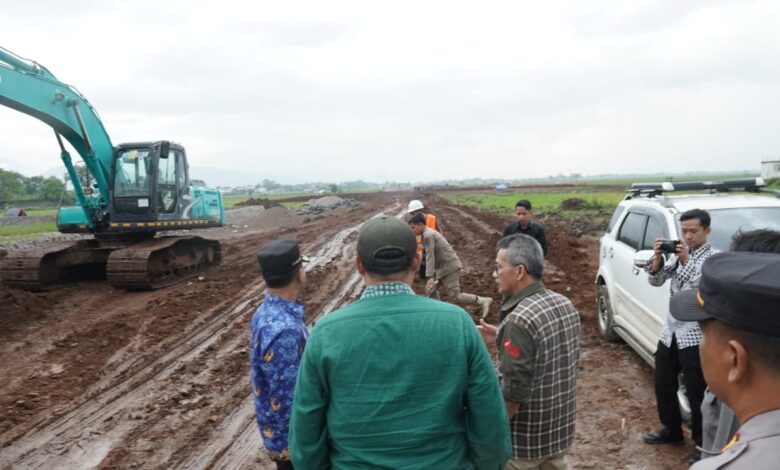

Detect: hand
676,242,689,264
650,238,665,273
476,319,497,346
652,238,664,256
425,278,437,294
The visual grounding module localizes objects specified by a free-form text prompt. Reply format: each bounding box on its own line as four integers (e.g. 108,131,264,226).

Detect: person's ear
704,226,712,236
726,339,748,384
355,256,367,275
410,252,422,273
295,266,306,285
516,264,526,282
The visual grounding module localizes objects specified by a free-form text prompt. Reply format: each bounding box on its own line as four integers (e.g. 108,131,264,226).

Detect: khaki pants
437,271,461,299
504,454,569,470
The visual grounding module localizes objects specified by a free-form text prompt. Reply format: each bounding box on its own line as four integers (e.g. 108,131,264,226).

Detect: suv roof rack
625,177,766,199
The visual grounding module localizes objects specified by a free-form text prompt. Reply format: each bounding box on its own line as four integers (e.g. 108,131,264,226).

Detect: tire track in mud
0,204,399,469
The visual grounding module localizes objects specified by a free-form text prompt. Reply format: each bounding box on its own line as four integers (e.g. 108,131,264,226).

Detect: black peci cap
670,252,780,337
256,238,308,281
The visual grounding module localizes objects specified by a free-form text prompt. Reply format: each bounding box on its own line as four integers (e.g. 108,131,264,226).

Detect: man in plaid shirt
478,234,580,469
643,209,719,464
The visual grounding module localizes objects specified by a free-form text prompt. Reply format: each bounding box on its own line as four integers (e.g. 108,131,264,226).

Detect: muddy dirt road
1,192,690,469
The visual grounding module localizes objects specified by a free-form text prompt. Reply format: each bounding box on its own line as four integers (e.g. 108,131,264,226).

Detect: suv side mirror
633,250,655,269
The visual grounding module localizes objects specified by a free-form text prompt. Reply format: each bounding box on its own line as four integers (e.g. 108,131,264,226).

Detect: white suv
596,179,780,364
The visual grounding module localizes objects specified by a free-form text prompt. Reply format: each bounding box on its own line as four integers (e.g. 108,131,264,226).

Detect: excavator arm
0,46,114,228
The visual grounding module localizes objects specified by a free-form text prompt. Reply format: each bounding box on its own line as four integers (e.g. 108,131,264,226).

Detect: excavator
0,45,224,290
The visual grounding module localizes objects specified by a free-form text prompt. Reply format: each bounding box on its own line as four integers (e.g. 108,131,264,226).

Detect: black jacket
502,222,548,256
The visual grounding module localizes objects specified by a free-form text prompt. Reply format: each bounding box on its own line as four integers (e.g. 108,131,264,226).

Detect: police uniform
693,409,780,469
669,252,780,470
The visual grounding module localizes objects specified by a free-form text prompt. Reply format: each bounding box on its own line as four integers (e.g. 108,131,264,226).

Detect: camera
659,239,681,254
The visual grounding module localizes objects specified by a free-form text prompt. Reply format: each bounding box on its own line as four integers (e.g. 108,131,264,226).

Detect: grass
22,208,59,217
0,223,59,243
281,201,305,209
441,190,626,214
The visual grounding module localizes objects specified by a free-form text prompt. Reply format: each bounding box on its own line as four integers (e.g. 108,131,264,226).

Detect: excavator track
106,236,222,290
0,240,113,291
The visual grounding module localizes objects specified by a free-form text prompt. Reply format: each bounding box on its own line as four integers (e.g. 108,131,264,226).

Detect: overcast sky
1,0,779,184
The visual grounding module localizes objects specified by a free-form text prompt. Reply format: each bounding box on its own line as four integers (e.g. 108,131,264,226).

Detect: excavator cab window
157,150,182,214
114,149,151,197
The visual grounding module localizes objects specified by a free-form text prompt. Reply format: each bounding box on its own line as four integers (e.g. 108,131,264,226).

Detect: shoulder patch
503,338,521,358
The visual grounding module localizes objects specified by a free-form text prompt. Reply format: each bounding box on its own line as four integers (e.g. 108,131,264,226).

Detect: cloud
2,0,780,184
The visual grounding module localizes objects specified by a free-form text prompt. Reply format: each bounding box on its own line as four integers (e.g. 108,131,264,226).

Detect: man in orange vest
406,200,442,280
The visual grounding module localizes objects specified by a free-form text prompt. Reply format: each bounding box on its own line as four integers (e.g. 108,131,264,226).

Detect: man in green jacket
290,215,511,470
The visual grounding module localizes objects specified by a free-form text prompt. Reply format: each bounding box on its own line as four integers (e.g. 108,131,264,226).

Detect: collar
361,282,415,299
263,292,304,321
501,281,545,313
690,242,712,258
738,408,780,442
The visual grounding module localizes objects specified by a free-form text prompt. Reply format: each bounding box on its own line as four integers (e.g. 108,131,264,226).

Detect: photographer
643,209,719,464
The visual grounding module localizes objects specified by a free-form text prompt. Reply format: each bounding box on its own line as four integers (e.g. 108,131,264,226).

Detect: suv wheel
597,284,621,342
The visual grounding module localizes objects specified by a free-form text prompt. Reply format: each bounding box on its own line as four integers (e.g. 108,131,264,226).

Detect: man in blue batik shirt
250,237,309,470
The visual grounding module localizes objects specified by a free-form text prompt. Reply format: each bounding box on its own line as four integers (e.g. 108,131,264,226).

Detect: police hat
357,216,417,274
256,238,308,280
670,252,780,337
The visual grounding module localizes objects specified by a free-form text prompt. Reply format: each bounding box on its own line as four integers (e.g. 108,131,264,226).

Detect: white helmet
407,199,424,213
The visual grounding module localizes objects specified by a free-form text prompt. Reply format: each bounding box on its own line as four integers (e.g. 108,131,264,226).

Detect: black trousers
654,336,707,446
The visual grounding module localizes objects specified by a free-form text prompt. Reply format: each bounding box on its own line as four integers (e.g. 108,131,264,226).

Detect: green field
0,223,59,243
441,190,626,214
22,208,59,217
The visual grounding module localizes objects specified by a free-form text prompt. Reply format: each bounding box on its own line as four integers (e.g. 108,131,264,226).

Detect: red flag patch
503,339,521,358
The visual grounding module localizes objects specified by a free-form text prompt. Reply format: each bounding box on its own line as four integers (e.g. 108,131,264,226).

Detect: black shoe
643,428,684,445
689,450,702,464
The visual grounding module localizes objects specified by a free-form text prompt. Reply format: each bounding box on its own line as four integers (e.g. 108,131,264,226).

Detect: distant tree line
223,178,410,195
0,168,70,203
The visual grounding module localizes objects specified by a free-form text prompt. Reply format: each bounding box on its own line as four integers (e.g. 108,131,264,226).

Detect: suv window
642,216,666,250
618,212,647,250
607,206,627,233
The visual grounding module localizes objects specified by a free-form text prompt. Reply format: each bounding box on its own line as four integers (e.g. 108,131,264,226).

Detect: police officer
669,251,780,469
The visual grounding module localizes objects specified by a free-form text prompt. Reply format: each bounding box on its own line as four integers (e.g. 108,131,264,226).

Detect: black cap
256,238,309,280
670,252,780,337
357,216,417,274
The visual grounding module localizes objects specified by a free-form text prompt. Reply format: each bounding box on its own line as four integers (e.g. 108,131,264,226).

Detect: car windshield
675,206,780,251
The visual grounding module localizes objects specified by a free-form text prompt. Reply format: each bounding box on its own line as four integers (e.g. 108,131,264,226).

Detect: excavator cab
112,141,187,222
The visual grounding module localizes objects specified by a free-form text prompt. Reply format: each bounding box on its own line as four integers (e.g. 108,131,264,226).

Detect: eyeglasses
494,262,524,274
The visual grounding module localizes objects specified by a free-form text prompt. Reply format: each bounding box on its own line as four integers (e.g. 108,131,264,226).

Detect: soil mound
0,288,54,335
296,197,363,215
234,197,282,209
311,195,343,207
245,206,301,229
560,198,587,210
